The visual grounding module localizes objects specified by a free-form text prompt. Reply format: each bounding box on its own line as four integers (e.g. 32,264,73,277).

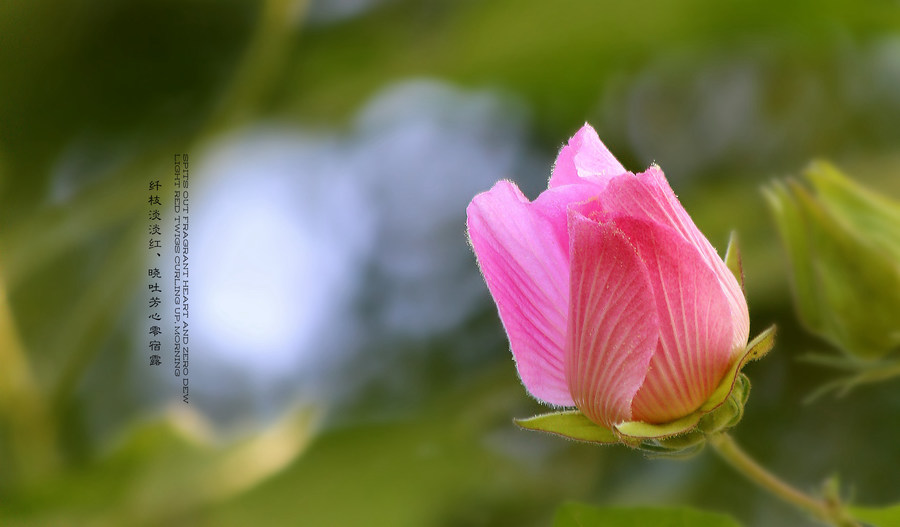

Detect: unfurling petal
612,217,735,424
565,204,659,428
603,169,750,352
467,180,602,406
549,124,626,190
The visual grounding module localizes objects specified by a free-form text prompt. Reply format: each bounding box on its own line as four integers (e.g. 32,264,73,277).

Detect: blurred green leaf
205,371,610,527
0,407,317,527
553,502,742,527
849,502,900,527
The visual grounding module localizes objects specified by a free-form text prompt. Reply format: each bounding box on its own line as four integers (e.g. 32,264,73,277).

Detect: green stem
803,357,900,403
837,361,900,391
708,433,859,527
204,0,306,133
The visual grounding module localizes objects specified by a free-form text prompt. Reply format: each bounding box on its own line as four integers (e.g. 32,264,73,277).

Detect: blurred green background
2,0,900,526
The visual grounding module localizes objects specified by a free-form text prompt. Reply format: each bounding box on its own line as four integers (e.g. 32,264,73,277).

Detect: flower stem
708,433,859,527
802,357,900,403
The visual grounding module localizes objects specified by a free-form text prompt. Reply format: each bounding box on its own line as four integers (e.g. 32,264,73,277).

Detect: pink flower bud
467,124,750,429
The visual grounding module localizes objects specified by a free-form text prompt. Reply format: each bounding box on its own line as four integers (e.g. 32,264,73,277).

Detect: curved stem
803,358,900,403
834,361,900,393
708,433,859,527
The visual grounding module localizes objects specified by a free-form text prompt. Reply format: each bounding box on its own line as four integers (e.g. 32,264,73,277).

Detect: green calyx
514,410,619,444
724,230,745,293
514,326,775,458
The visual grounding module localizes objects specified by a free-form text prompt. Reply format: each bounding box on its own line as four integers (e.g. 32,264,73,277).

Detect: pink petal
467,180,602,406
603,169,750,352
565,204,660,428
549,124,627,190
611,217,735,424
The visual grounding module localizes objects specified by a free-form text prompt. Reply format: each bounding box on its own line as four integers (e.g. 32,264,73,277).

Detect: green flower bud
765,162,900,360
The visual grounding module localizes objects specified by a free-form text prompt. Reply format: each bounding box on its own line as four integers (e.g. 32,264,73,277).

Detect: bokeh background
2,1,900,526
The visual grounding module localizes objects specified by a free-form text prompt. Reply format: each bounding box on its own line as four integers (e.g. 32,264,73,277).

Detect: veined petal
565,204,659,428
549,124,626,190
467,180,601,406
603,169,750,351
612,217,735,424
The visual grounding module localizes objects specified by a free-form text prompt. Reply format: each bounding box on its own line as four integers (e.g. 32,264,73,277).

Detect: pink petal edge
549,123,627,190
467,181,603,406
